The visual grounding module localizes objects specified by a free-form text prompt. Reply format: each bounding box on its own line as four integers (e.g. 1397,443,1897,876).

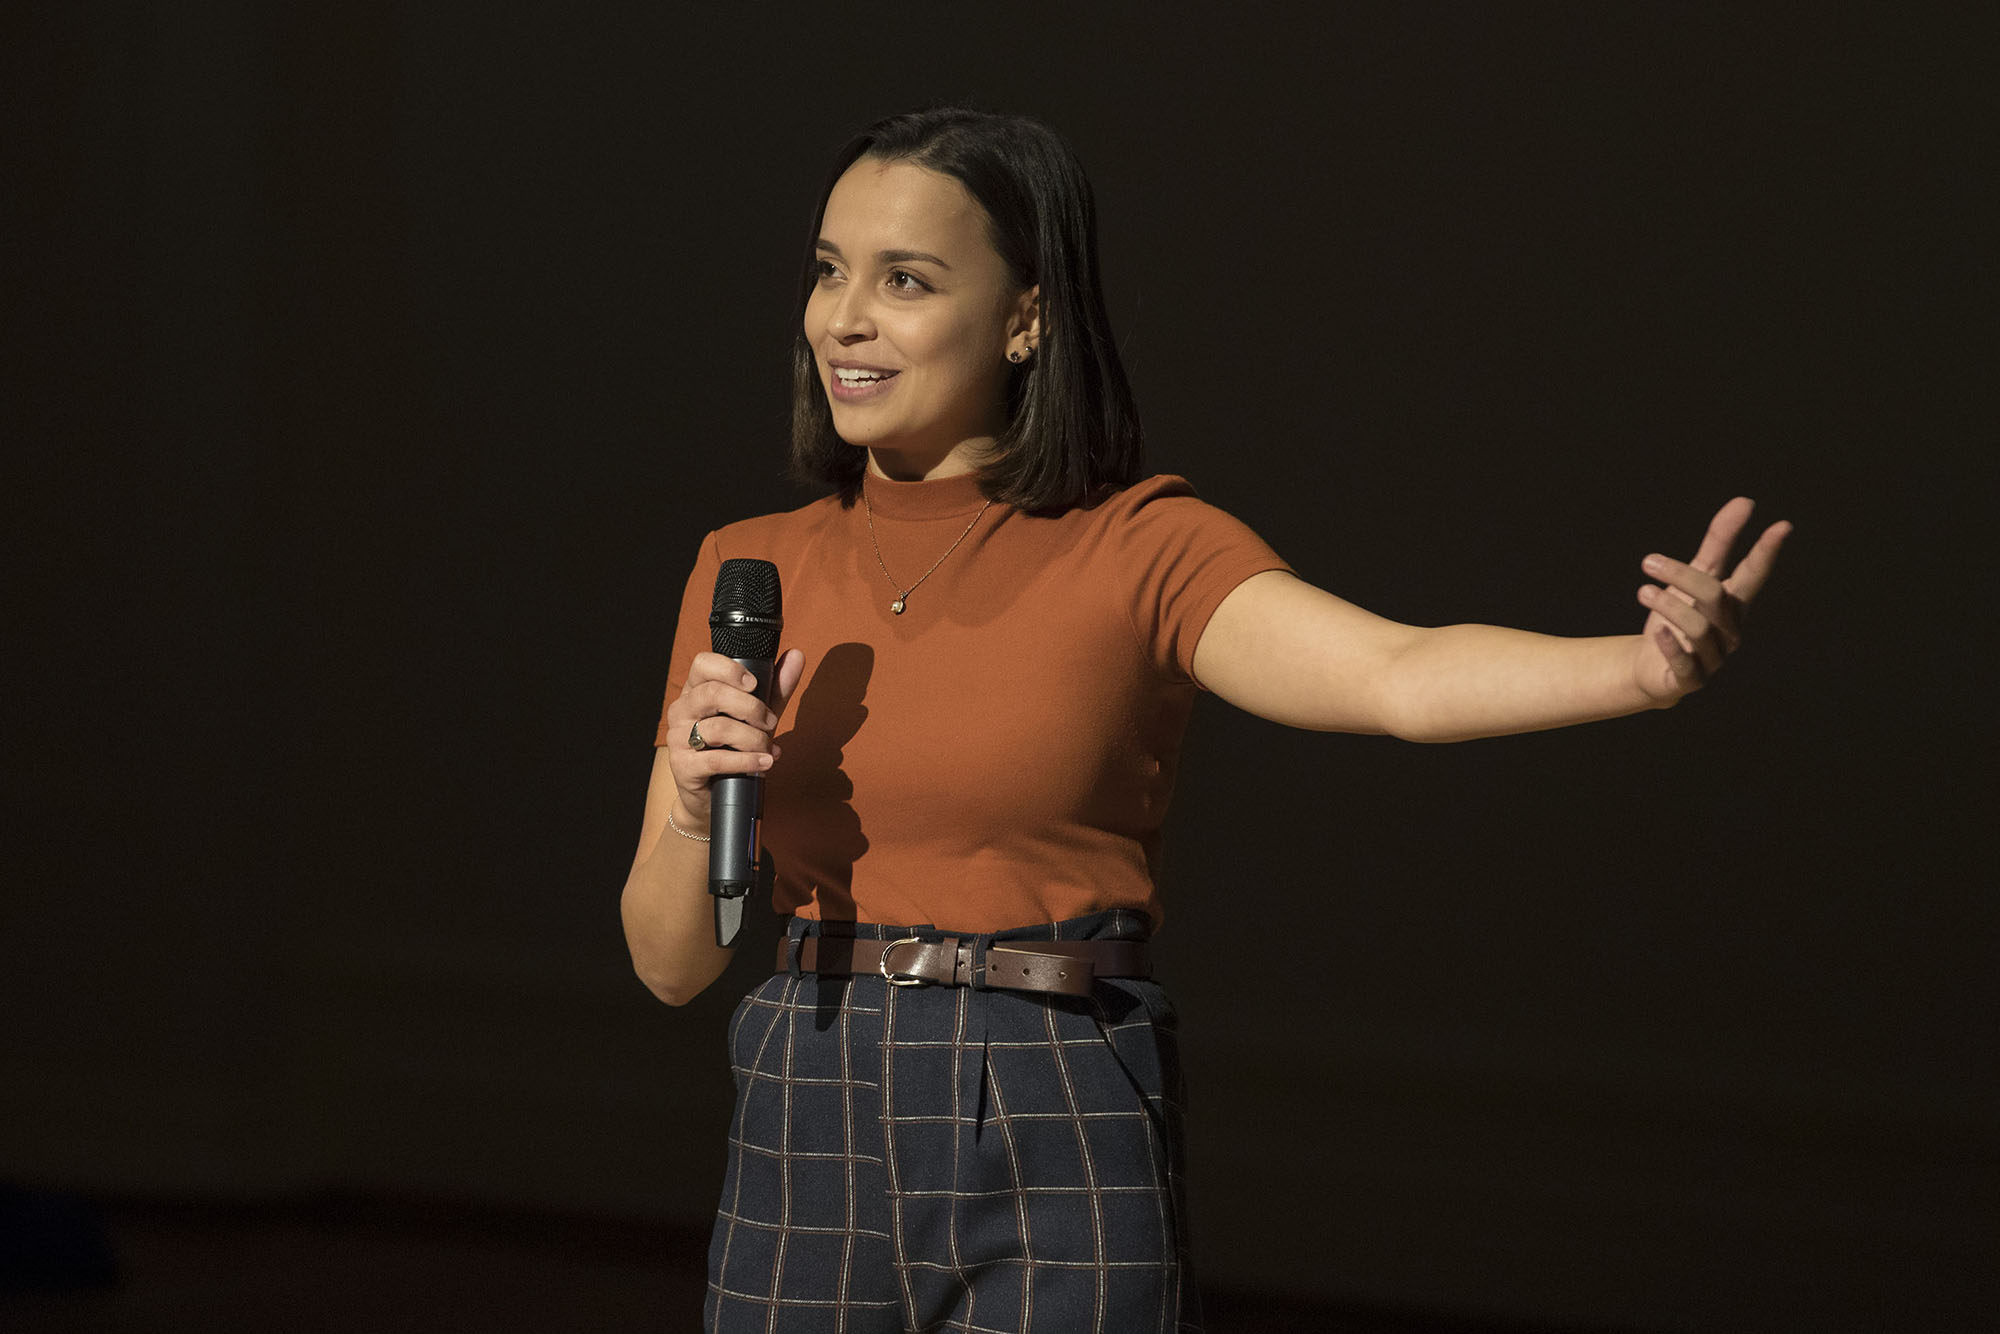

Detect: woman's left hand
1633,496,1793,704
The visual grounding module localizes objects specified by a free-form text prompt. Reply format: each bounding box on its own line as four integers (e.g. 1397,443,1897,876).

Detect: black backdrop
5,4,1989,1328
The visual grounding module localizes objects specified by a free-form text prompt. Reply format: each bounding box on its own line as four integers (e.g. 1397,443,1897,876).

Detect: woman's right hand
660,648,807,829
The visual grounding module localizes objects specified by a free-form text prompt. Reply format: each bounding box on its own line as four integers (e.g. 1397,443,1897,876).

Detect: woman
621,107,1789,1334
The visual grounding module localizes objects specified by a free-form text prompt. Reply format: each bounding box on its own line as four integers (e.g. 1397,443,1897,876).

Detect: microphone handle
709,654,776,947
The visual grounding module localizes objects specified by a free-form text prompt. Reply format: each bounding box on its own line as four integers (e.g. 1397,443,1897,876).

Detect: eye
886,268,932,294
812,257,841,283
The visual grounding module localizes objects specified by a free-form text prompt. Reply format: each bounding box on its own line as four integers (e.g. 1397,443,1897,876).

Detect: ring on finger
688,720,709,751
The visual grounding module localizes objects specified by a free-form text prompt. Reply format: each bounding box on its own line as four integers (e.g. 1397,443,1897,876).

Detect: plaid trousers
704,910,1197,1334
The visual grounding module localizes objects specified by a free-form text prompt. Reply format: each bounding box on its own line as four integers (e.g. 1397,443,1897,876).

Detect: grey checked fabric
705,911,1196,1333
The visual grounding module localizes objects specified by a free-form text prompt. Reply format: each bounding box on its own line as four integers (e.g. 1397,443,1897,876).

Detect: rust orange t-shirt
656,472,1289,933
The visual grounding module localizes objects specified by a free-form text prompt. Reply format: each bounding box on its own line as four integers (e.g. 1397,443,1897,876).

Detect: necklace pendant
863,490,991,621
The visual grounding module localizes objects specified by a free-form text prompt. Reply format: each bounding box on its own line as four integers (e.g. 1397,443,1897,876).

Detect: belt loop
967,932,992,991
784,916,809,978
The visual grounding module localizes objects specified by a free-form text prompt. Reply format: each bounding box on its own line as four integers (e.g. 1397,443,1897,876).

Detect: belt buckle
879,936,930,987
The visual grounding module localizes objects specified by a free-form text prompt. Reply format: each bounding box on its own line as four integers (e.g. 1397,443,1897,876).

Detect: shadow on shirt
770,640,872,919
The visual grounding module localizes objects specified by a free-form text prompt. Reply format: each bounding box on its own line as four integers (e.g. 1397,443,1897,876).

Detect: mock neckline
859,468,994,520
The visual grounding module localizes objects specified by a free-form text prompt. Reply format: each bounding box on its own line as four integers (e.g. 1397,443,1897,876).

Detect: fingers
1723,519,1792,605
670,676,782,735
1651,623,1707,695
1687,496,1756,575
664,648,807,795
666,711,777,807
1681,497,1793,605
686,650,767,695
1640,553,1740,653
1631,498,1791,701
680,745,776,781
770,649,807,715
682,712,781,756
1642,550,1726,605
674,651,784,731
1637,583,1726,676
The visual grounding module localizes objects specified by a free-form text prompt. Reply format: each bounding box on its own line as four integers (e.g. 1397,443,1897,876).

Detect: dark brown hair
789,107,1144,513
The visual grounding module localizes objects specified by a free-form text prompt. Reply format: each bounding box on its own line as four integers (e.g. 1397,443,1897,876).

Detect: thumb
771,648,807,715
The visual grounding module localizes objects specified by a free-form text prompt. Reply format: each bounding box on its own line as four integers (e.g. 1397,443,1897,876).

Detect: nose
824,282,875,344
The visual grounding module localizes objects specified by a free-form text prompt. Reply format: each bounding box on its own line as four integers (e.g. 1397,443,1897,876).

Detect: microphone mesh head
710,558,783,658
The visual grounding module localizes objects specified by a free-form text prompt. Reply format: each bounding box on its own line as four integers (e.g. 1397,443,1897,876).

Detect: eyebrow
815,238,953,270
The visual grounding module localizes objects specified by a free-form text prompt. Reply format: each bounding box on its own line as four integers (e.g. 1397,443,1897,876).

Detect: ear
1010,284,1042,348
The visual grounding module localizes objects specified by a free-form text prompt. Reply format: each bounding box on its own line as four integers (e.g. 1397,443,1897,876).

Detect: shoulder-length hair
789,107,1145,513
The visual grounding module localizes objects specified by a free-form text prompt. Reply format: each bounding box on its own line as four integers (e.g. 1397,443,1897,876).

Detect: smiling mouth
833,367,899,388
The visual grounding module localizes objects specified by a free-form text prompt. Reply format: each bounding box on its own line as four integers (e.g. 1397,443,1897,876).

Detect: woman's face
805,158,1037,475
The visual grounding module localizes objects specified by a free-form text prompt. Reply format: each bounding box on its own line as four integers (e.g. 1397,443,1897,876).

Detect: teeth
835,368,889,384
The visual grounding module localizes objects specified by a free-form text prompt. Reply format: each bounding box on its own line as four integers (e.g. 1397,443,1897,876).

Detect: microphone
707,558,782,947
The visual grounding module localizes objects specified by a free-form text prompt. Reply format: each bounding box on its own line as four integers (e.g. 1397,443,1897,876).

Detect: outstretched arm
1191,498,1791,742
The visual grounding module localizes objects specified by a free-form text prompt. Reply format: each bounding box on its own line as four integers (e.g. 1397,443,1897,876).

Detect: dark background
4,3,1989,1330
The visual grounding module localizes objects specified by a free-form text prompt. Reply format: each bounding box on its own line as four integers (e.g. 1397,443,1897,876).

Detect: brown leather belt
778,935,1150,999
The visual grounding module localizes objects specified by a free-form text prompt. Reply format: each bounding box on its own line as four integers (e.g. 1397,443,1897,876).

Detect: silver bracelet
666,805,711,843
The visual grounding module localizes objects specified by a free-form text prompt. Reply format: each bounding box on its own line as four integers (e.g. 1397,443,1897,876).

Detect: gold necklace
861,485,993,615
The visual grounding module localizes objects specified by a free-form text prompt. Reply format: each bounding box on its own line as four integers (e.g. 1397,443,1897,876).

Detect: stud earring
1009,348,1032,364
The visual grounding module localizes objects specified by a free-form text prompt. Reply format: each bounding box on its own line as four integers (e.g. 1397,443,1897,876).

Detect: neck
866,436,994,483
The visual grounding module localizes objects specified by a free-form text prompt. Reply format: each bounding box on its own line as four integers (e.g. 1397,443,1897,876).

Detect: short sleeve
654,530,723,746
1110,476,1291,685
